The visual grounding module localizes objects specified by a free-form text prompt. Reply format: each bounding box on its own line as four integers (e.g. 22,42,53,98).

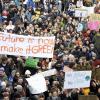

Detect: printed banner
26,73,47,94
64,71,92,89
0,32,55,58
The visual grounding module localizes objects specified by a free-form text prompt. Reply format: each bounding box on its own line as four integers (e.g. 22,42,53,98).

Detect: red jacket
92,59,100,67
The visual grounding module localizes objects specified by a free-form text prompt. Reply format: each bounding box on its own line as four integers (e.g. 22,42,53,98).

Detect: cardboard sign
0,32,55,58
64,71,92,89
26,73,47,94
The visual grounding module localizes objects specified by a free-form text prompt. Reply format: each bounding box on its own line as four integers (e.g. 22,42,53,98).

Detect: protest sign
88,14,100,31
75,8,88,17
26,73,47,94
0,32,55,58
64,71,92,89
41,69,57,77
81,6,94,16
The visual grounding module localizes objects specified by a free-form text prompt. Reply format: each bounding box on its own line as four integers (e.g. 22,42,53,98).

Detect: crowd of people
0,0,100,100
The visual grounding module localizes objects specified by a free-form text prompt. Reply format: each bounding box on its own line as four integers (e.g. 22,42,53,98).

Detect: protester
0,0,100,100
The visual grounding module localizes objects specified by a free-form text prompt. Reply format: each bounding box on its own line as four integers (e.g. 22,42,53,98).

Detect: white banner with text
0,32,55,58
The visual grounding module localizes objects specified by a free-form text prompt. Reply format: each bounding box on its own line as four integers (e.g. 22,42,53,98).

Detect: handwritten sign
0,32,55,58
26,73,47,94
64,71,92,89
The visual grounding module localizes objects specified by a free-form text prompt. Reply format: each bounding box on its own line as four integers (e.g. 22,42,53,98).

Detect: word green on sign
25,58,39,68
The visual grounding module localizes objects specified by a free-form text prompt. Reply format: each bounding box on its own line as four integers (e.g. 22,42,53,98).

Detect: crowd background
0,0,100,100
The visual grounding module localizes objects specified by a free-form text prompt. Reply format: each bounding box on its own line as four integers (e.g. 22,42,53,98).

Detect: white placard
64,71,92,89
0,32,55,58
26,73,47,94
41,69,57,77
81,6,94,16
75,9,88,17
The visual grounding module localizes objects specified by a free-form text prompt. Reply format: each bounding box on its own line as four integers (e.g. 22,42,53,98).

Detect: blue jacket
27,0,35,9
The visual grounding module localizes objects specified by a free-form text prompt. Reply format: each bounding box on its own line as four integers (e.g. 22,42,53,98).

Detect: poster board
26,73,47,94
64,71,92,89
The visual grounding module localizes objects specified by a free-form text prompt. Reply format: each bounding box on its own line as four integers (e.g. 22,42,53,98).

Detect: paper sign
64,71,92,89
0,32,55,58
41,69,57,77
75,8,88,17
26,73,47,94
81,6,94,16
